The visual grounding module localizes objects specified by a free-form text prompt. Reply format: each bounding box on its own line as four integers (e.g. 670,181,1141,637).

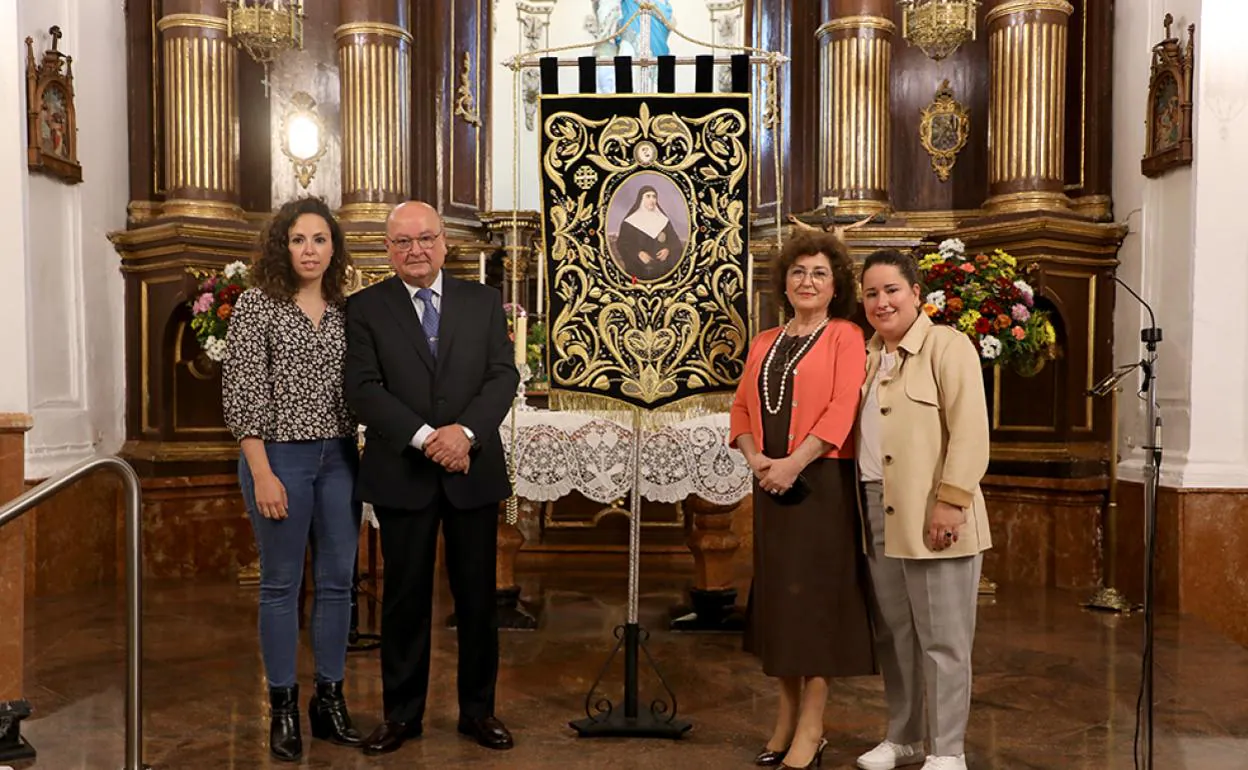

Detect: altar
492,407,754,631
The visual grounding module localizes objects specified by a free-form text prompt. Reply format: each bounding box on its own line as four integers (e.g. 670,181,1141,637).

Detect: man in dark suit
345,201,519,755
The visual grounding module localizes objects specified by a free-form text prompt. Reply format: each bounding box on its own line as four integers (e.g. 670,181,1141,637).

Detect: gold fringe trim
548,390,734,429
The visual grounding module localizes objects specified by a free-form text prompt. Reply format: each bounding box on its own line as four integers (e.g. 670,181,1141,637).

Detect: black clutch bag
767,473,811,506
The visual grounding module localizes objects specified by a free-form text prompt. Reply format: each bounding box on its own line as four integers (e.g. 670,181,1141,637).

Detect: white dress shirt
401,272,474,451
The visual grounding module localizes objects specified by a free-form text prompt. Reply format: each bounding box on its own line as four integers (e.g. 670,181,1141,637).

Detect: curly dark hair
772,230,857,320
251,196,351,304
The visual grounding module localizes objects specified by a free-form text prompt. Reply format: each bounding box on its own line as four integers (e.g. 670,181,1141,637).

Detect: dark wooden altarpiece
113,0,1125,594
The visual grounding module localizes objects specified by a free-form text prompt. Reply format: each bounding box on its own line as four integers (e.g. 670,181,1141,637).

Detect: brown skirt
743,458,877,678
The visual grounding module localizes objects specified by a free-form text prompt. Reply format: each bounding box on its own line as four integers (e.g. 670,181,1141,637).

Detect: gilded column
984,0,1073,213
156,0,243,221
817,0,894,217
336,1,412,223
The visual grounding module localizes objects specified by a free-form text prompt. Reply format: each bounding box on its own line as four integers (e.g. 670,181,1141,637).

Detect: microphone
1105,271,1162,347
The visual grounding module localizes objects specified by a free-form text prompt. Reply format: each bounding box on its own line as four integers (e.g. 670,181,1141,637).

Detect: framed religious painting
1141,14,1194,179
25,26,82,184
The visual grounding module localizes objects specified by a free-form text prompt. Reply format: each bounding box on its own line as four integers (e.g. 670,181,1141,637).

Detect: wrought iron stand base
0,734,35,762
570,710,693,739
669,587,745,632
571,623,691,739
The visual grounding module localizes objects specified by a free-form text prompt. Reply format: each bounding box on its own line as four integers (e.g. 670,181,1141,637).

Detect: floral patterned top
222,287,356,442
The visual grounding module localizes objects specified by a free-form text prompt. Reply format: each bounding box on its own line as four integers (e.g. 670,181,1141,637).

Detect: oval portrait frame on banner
605,171,691,284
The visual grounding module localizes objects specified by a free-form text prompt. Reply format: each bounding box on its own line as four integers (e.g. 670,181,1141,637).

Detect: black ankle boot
268,684,302,762
309,680,362,746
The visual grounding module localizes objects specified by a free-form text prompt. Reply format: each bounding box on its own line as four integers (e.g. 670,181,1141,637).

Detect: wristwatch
461,425,479,449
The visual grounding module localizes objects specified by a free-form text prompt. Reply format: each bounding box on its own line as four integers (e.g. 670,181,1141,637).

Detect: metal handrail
0,455,147,770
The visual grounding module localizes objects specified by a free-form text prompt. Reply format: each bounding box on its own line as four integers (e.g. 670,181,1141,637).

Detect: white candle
478,250,486,284
536,251,545,316
514,314,528,368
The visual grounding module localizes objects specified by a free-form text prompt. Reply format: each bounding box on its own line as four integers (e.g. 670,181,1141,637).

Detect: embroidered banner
538,94,750,413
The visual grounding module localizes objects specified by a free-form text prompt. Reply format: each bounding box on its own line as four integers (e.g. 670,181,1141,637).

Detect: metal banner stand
569,408,691,739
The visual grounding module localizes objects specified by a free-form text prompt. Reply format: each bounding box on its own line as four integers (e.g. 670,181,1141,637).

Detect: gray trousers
862,481,981,757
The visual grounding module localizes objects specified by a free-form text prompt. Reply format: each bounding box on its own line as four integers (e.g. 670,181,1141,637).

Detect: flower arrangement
919,239,1057,374
188,261,250,362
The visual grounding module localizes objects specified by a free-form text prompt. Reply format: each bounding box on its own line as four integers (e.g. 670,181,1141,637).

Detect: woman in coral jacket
729,231,876,770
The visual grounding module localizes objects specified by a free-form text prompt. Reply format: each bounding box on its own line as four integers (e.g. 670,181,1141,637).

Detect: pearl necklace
762,318,829,415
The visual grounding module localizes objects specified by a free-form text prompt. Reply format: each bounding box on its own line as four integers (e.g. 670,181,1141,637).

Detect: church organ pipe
816,0,894,217
984,0,1073,213
156,1,243,221
335,0,412,223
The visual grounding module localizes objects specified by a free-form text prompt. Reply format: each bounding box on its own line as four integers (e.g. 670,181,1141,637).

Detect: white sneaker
920,756,967,770
857,740,926,770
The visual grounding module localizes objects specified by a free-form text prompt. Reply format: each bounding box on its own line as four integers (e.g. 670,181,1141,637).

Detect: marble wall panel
0,417,32,701
23,473,122,598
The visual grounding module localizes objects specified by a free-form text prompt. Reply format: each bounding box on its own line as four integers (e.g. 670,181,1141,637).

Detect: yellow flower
918,253,942,270
957,309,981,334
994,249,1017,268
1039,318,1056,345
923,303,939,317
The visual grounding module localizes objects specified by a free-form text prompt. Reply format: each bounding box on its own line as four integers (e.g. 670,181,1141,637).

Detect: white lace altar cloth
359,410,750,528
500,409,750,506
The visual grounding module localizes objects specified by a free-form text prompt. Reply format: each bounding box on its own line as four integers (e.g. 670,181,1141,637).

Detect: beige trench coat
858,313,993,559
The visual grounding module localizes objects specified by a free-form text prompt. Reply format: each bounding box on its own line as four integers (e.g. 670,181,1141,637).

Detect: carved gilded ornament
919,79,970,182
455,51,482,127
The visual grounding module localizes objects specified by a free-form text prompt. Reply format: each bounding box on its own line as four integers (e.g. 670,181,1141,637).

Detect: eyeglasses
388,231,443,253
787,267,832,285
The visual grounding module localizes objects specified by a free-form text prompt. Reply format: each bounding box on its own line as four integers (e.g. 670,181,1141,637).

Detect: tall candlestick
536,250,545,316
478,250,486,284
514,314,528,369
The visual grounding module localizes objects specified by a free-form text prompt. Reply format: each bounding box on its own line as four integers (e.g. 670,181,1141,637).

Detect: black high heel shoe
308,680,363,746
780,737,828,769
754,744,789,766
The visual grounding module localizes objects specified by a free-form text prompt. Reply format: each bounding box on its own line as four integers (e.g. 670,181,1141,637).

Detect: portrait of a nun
614,185,685,281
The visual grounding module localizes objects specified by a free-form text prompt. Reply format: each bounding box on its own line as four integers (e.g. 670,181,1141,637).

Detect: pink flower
1011,303,1030,323
204,276,217,290
1012,326,1026,340
192,292,215,314
960,263,976,273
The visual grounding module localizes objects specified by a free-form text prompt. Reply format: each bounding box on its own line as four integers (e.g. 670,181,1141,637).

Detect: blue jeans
239,438,360,689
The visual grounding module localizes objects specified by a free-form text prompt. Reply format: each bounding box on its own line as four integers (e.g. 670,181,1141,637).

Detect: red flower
975,317,992,335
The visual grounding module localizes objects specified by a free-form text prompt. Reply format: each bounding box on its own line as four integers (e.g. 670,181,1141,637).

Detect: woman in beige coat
854,249,992,770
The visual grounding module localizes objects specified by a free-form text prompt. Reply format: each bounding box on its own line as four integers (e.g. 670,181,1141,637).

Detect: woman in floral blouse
223,196,362,762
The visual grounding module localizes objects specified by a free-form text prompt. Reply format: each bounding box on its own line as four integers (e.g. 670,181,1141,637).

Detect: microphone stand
1107,273,1162,770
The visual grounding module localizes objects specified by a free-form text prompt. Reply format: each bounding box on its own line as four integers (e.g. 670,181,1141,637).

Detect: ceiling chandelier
225,0,305,94
899,0,980,61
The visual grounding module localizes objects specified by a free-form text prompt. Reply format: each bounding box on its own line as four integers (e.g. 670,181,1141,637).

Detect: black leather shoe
456,715,514,750
780,737,828,769
361,720,422,756
755,745,789,766
268,685,302,762
308,680,362,746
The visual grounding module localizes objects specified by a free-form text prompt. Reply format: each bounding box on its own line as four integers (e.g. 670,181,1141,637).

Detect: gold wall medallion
919,79,969,182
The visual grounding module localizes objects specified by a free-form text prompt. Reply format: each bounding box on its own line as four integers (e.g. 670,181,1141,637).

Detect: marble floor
12,566,1248,770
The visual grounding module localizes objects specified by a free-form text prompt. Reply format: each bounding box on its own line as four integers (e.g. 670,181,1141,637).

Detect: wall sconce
280,91,326,189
